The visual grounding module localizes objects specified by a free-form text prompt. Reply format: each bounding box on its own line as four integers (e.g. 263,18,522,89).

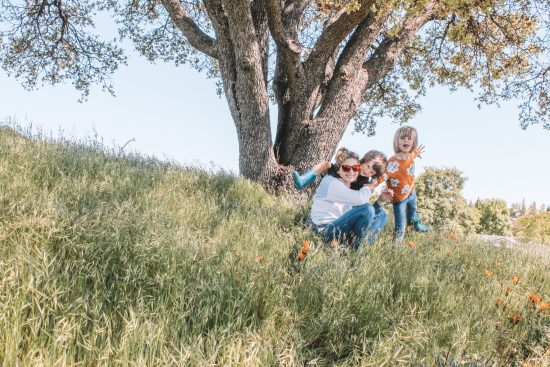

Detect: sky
1,48,549,207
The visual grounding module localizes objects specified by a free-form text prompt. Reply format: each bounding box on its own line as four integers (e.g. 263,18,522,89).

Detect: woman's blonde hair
393,126,418,153
334,147,359,170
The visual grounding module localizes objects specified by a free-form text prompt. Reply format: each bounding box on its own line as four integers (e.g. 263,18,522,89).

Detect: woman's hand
366,181,378,192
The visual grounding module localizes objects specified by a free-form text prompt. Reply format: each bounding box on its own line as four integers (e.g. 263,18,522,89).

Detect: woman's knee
356,204,375,218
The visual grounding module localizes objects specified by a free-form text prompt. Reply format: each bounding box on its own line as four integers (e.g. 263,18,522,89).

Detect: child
384,126,429,241
292,149,387,191
351,150,388,191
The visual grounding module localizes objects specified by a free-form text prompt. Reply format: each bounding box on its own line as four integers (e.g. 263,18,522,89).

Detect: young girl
292,150,387,191
309,148,387,249
383,126,429,241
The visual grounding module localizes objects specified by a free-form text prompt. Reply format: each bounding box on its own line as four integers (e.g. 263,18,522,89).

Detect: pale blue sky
1,50,549,207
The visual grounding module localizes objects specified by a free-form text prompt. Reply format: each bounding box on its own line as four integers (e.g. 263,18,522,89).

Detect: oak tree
1,0,548,189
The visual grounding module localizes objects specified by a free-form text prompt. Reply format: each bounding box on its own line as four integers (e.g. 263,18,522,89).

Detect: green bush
415,167,480,235
514,212,550,244
475,199,513,236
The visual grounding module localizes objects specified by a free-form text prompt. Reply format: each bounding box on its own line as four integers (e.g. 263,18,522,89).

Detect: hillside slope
1,126,549,366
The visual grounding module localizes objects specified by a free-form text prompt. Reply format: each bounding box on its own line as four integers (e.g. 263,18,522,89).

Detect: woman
310,148,389,249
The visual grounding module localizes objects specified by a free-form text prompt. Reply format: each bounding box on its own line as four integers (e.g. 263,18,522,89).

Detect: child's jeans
318,203,388,249
392,189,421,242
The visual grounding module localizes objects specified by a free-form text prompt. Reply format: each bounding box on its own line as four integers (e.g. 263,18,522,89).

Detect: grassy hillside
1,126,549,366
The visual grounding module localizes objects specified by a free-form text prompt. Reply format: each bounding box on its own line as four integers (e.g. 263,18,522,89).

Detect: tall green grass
1,125,549,366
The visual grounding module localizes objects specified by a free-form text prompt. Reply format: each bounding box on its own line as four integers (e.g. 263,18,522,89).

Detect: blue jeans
392,189,420,241
321,203,388,250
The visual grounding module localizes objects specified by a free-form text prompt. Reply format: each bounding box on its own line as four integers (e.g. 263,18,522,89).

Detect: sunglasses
341,164,361,173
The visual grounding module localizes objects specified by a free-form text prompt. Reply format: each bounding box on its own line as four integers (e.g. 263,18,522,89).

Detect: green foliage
415,167,480,235
514,212,550,244
0,0,548,128
475,198,513,236
1,125,549,366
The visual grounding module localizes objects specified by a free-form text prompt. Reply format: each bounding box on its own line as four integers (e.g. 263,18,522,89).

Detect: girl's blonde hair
334,147,359,170
393,126,418,153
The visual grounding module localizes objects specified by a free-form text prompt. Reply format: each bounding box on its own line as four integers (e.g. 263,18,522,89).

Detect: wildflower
445,232,458,239
522,363,534,367
407,240,416,248
256,256,265,263
512,275,520,285
297,253,305,261
406,226,412,232
510,313,522,324
485,269,494,277
386,235,392,241
528,294,542,305
539,302,550,311
505,287,511,296
495,321,501,329
495,298,502,307
301,240,311,254
331,240,338,249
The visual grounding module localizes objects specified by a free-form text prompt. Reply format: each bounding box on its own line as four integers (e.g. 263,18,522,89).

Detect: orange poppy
331,240,338,249
528,294,542,304
495,321,501,329
301,246,311,254
485,269,494,277
505,287,511,296
512,275,520,285
386,235,392,241
510,313,522,323
539,302,549,311
302,239,311,247
297,253,305,261
256,256,265,263
407,240,416,248
522,363,534,367
495,298,502,307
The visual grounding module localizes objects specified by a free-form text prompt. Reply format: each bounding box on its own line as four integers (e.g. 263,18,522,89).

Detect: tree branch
305,4,389,118
283,0,310,19
305,0,376,71
266,0,302,90
160,0,218,59
363,0,442,88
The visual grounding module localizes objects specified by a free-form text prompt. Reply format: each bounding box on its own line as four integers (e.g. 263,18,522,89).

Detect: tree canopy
2,0,549,185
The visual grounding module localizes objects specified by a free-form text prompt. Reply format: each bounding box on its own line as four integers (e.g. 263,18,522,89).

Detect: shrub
475,199,512,236
415,167,480,235
514,212,550,244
